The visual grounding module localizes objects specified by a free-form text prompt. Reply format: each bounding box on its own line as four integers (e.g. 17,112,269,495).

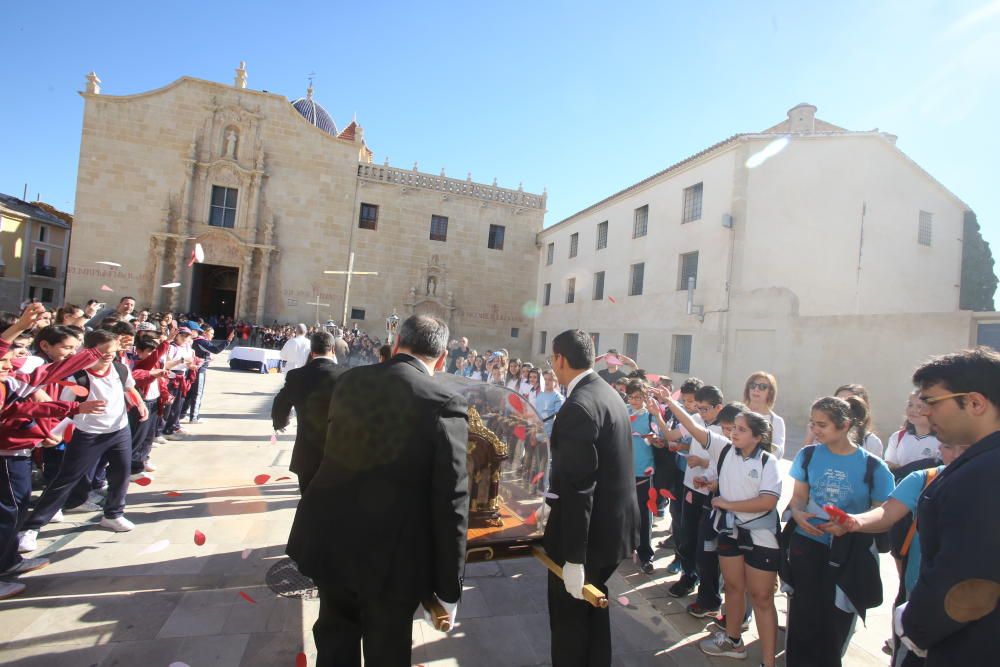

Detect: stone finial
440,167,446,177
384,156,390,166
467,172,472,182
235,61,248,89
413,161,419,172
492,177,498,187
518,182,523,191
306,83,314,100
85,71,101,95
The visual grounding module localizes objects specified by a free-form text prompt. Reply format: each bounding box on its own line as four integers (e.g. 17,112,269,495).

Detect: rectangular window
629,262,644,296
539,331,547,354
209,185,238,228
918,210,933,246
596,220,608,250
672,335,692,373
350,308,366,320
429,214,448,242
34,248,46,272
543,283,551,306
593,271,605,300
510,327,519,338
488,224,505,250
569,233,579,258
590,332,600,352
678,251,699,290
633,205,649,238
546,242,554,265
623,333,639,361
38,226,47,243
359,203,379,230
566,277,576,304
682,183,703,223
41,287,54,303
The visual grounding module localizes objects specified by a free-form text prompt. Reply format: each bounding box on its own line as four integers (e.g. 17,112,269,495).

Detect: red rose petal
507,394,524,413
165,491,181,497
238,591,257,604
530,471,545,485
296,653,308,667
608,296,617,304
193,529,206,546
134,476,153,486
647,487,657,500
617,595,630,606
524,511,537,526
647,373,660,383
629,414,638,423
513,425,527,440
275,476,291,481
659,489,677,501
646,499,658,513
643,466,654,477
253,474,270,485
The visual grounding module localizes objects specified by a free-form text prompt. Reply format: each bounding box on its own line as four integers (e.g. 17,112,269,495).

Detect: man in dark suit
271,331,343,493
898,347,1000,666
286,315,469,667
543,329,639,666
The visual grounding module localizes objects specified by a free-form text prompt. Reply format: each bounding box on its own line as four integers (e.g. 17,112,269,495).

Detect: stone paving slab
0,355,894,666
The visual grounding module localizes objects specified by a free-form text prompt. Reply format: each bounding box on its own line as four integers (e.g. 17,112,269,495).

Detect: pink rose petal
241,548,252,560
239,591,257,604
617,595,630,606
100,284,114,292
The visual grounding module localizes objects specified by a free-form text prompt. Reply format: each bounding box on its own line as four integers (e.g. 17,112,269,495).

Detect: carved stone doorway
190,263,239,318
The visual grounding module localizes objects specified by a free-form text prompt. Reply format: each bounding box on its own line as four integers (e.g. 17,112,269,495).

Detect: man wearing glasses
896,347,1000,666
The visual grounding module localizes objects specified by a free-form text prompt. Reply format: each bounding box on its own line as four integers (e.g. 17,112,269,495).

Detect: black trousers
677,488,708,577
548,561,618,667
0,457,32,572
694,506,722,609
314,581,416,667
634,476,654,563
786,532,857,667
129,400,159,474
25,426,132,529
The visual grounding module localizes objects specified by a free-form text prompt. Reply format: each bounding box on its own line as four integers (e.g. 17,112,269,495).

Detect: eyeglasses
748,383,771,391
917,392,970,407
545,353,561,367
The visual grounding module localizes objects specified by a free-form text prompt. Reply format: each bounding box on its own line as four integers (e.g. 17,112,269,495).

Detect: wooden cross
324,252,378,327
305,295,330,327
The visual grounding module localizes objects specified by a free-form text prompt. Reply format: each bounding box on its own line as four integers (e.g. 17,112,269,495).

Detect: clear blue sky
3,1,998,303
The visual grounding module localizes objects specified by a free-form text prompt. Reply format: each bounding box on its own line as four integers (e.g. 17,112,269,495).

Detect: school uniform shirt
165,343,194,376
531,390,564,438
681,413,711,495
628,406,655,477
19,355,45,375
889,465,944,596
59,365,135,434
861,432,884,458
885,431,941,468
705,430,783,548
789,444,894,545
768,411,786,459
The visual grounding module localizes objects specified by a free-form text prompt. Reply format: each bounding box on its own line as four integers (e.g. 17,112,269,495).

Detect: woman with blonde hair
742,371,785,458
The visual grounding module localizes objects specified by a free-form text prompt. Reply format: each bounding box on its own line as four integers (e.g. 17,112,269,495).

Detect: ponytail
741,410,774,453
812,396,869,447
844,395,870,446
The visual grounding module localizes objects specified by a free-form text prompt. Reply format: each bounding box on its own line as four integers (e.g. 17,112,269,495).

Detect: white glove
562,562,585,600
893,602,927,658
422,596,459,632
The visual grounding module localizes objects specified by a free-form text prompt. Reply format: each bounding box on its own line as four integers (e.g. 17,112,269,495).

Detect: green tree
960,210,998,311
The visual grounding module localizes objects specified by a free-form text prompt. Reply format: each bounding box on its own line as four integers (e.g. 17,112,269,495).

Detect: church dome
290,84,337,135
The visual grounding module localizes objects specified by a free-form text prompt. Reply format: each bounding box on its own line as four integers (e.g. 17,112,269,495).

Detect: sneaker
0,581,26,600
17,530,38,553
640,560,655,575
100,516,135,532
67,501,103,513
143,461,157,472
708,614,752,633
51,509,64,523
91,485,109,498
174,427,188,434
687,602,721,618
188,418,204,424
164,433,183,441
130,472,154,483
699,631,747,659
153,436,167,444
668,574,698,598
0,556,50,577
666,558,682,575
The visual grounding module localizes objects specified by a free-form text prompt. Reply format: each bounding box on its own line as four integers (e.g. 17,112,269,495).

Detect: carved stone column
255,248,273,323
167,238,184,313
237,248,254,319
147,237,162,310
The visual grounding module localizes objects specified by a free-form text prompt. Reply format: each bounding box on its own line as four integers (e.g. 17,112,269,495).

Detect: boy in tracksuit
18,329,149,554
128,335,171,478
183,325,233,423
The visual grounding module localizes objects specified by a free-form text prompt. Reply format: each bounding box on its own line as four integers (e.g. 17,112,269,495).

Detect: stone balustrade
357,163,546,210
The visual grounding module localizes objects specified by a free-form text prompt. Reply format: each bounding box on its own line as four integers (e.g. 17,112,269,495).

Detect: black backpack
71,361,130,401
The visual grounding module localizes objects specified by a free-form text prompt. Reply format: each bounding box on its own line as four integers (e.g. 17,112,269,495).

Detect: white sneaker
67,501,103,513
0,581,26,600
100,516,135,532
699,631,747,659
18,530,38,553
143,461,157,472
92,483,109,497
164,433,183,441
51,509,65,522
129,472,154,483
153,436,167,444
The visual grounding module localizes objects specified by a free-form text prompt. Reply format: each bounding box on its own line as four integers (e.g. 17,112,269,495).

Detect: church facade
66,64,545,357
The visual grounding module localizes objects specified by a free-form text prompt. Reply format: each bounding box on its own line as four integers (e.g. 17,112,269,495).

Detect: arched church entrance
190,264,239,318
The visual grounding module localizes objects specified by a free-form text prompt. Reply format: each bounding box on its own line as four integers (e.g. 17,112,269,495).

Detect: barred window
593,271,605,300
569,233,579,258
359,203,379,230
596,221,608,250
918,211,932,246
566,278,576,304
623,333,639,361
429,215,448,242
546,242,554,265
633,205,648,238
209,186,238,228
629,262,644,296
672,335,692,373
678,251,699,290
539,330,547,354
682,183,703,223
543,283,551,306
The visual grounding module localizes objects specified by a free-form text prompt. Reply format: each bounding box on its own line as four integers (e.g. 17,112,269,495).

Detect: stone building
533,104,990,438
0,193,72,311
65,64,545,357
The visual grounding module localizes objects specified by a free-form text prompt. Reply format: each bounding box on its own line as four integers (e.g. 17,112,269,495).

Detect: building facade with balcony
533,104,980,438
65,64,545,358
0,193,71,311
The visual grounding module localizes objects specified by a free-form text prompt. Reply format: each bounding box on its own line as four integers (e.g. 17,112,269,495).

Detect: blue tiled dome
290,85,337,135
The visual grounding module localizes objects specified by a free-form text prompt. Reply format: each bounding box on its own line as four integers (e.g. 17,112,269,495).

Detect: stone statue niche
223,126,239,160
425,254,443,297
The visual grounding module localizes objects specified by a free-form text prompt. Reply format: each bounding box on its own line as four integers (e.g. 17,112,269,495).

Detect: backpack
71,361,129,402
888,465,941,560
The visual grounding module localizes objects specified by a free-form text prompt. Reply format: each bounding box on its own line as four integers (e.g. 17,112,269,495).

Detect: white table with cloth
228,346,283,373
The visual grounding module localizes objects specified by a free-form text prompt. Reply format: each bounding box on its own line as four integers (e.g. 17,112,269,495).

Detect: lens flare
746,136,790,168
521,300,542,318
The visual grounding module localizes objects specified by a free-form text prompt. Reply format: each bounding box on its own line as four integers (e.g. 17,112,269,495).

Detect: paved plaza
0,354,893,666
